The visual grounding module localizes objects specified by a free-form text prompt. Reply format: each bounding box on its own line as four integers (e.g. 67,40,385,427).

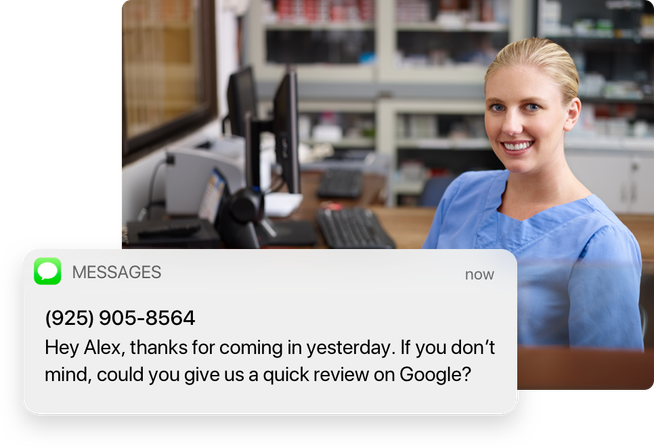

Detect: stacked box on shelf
275,0,372,22
642,14,654,38
306,0,332,22
411,115,438,139
331,0,369,22
358,0,375,22
396,0,431,23
396,114,438,139
276,0,300,22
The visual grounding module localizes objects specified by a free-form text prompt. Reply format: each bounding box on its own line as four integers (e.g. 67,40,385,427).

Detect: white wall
121,148,168,224
122,0,241,224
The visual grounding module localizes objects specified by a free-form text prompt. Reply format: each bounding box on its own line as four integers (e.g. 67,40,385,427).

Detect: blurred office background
242,0,654,209
123,0,654,213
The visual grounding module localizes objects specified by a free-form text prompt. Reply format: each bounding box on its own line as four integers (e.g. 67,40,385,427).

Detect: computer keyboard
316,207,396,249
317,169,363,198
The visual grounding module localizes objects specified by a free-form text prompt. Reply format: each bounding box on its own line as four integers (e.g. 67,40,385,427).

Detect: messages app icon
34,258,61,285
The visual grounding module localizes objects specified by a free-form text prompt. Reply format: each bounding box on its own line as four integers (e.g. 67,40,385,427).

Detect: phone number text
45,310,195,328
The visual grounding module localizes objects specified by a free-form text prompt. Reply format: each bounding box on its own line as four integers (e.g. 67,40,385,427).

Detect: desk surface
518,346,654,389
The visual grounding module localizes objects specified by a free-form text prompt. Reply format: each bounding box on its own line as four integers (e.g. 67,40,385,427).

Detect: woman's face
484,64,580,176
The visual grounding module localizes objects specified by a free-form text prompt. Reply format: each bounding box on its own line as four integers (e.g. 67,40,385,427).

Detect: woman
423,37,643,350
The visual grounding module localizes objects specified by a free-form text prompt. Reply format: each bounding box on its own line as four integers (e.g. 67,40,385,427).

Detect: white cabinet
631,156,654,214
567,150,654,214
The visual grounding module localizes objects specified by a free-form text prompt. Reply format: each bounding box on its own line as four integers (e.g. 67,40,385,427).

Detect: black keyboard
316,207,396,249
317,169,363,198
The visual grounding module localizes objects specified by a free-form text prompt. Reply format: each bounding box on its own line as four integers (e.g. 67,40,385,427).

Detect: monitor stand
256,219,317,247
245,114,316,247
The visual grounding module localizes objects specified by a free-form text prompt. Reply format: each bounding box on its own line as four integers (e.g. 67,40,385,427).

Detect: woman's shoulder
581,195,634,234
575,195,641,259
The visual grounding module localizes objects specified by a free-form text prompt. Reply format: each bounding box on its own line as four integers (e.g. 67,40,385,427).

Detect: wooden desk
286,171,387,222
277,171,387,248
518,346,654,389
371,206,435,249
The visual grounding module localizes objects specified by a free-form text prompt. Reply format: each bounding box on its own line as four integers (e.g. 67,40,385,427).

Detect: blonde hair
485,37,579,104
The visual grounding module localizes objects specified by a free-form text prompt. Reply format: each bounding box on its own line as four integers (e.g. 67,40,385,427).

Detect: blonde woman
423,38,643,350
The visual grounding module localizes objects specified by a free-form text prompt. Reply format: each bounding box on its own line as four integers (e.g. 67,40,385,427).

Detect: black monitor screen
272,69,300,194
243,67,300,195
226,66,258,137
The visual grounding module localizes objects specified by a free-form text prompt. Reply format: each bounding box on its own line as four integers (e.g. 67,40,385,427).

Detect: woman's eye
526,103,540,111
490,104,504,112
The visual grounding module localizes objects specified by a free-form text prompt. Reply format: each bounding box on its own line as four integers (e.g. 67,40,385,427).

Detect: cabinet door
566,153,632,213
631,156,654,214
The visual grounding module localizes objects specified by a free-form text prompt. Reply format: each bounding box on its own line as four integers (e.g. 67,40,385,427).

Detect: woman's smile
501,141,534,152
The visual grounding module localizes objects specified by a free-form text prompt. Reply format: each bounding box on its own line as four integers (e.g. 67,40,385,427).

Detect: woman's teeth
503,142,533,151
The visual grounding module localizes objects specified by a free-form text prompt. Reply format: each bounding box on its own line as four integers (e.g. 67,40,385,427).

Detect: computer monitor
226,65,258,138
244,67,301,195
219,67,315,248
271,69,300,194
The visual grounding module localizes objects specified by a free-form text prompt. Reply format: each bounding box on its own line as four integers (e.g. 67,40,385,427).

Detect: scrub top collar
475,170,599,253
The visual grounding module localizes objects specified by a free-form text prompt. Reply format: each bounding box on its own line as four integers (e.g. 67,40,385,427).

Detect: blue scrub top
423,170,643,350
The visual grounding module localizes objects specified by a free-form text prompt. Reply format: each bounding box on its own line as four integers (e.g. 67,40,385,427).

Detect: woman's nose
502,110,523,136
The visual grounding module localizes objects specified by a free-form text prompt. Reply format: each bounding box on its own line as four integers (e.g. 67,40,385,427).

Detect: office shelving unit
537,0,654,213
244,0,654,213
245,0,377,83
246,0,528,83
244,0,532,204
294,100,376,149
377,0,520,84
376,98,505,203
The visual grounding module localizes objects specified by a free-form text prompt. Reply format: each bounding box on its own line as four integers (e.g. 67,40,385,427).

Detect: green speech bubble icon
34,258,61,285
